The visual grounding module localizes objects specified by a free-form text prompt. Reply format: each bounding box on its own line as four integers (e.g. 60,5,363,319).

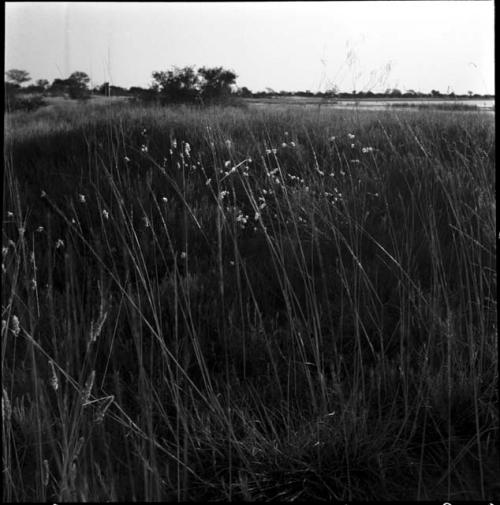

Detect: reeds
2,101,497,500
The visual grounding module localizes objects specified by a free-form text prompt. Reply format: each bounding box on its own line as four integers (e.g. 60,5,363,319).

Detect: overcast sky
5,1,495,94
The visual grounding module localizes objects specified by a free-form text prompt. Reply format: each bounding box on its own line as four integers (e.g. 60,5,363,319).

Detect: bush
5,93,47,112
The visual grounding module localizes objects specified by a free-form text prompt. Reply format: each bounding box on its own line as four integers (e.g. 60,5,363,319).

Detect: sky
5,1,495,95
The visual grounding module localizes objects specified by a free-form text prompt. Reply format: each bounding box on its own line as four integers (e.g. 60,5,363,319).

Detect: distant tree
67,71,91,99
238,86,252,98
49,78,71,96
5,69,31,86
431,89,441,98
98,82,111,96
390,88,402,97
35,79,50,91
198,66,237,103
152,66,200,104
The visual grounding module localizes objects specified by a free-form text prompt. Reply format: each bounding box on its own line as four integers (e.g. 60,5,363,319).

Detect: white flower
7,211,13,218
162,197,168,203
41,190,47,198
141,145,148,153
236,213,248,224
290,141,296,147
184,143,191,157
205,178,212,186
351,143,355,148
219,190,229,200
225,139,232,148
281,143,287,148
124,156,131,162
172,139,177,148
11,315,20,337
180,251,187,259
362,147,374,154
224,160,231,168
78,194,86,203
254,212,260,221
348,133,355,139
102,210,109,220
55,239,64,249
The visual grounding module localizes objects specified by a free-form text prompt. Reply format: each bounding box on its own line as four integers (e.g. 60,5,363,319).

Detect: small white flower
184,143,191,157
102,210,109,220
225,139,232,148
224,160,231,168
230,260,235,266
162,197,168,203
11,315,20,337
329,136,336,142
281,142,287,148
55,239,64,249
205,178,212,186
290,141,296,147
142,216,150,228
124,156,131,162
351,159,360,164
41,190,47,198
172,139,177,149
254,212,260,221
7,211,13,218
141,145,148,153
180,251,186,259
348,133,355,139
78,194,86,203
351,143,355,148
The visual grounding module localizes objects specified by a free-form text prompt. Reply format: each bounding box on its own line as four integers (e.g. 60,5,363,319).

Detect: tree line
5,66,493,112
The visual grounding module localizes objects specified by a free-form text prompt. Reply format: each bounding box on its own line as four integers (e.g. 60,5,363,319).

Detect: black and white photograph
3,1,497,501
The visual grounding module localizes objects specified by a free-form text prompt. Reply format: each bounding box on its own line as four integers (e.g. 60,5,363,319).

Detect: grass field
2,100,497,500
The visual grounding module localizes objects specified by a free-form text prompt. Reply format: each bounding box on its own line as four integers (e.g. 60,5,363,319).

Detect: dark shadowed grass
2,101,497,501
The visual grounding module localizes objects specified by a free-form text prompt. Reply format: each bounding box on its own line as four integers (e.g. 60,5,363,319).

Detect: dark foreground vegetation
2,101,497,500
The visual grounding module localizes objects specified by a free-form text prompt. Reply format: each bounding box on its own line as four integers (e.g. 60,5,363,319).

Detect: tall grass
2,101,497,500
